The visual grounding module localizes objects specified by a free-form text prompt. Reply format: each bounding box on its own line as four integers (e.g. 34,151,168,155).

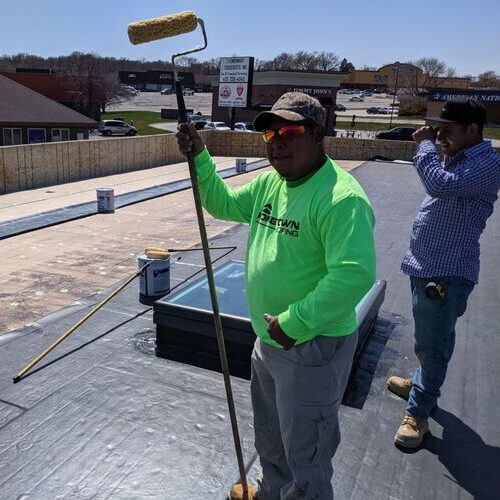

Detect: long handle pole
175,80,250,497
13,263,149,383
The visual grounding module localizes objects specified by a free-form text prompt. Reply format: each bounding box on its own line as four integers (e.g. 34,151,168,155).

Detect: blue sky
1,0,498,77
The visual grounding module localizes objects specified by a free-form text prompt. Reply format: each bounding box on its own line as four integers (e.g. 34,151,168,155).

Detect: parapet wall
0,132,417,194
203,131,418,162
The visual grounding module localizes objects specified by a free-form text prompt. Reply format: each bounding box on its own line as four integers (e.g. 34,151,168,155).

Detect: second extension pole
13,263,150,383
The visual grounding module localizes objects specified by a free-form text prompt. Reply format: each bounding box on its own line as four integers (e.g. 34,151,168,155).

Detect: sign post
218,57,254,129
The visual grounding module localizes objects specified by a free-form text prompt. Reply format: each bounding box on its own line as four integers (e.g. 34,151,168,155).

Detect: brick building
0,75,98,146
0,71,101,121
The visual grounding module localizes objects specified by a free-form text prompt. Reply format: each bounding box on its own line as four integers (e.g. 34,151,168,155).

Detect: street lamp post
389,61,400,129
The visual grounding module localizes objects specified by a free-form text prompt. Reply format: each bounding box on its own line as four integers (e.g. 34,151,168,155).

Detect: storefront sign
286,87,333,97
429,90,500,103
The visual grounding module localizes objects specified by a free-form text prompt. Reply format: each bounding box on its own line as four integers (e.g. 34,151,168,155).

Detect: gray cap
253,92,326,131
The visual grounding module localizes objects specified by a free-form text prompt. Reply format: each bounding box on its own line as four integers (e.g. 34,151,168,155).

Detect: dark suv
375,127,417,141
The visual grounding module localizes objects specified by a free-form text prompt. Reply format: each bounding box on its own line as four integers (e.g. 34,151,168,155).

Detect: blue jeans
407,276,475,419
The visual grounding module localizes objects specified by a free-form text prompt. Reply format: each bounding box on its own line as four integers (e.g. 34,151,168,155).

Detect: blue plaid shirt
401,139,500,283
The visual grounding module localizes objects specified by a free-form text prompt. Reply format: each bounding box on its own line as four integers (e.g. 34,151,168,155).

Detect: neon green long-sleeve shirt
194,148,376,347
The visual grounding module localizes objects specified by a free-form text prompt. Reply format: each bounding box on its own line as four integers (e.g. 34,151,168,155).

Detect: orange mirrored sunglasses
262,124,307,144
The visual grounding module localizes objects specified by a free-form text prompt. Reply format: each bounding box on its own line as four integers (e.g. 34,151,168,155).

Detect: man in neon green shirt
177,92,376,500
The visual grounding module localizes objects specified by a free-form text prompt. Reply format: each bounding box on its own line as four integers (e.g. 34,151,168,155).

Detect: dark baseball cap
427,98,487,126
253,92,326,131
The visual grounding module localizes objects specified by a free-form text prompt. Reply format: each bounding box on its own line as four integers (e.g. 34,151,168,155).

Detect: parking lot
109,91,213,116
108,91,422,125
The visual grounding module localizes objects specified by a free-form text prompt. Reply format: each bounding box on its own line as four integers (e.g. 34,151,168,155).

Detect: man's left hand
264,313,296,350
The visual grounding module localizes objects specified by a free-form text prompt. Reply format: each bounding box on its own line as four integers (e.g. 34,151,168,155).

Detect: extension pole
13,263,150,383
174,49,250,500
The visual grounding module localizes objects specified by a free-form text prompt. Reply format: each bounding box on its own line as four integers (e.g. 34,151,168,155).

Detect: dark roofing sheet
0,162,499,499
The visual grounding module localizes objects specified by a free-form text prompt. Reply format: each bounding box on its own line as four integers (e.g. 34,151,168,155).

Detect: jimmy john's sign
218,57,254,108
286,87,334,97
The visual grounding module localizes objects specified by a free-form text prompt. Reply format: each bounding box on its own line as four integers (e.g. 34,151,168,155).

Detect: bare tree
399,57,457,95
94,74,134,113
315,51,340,71
476,70,498,87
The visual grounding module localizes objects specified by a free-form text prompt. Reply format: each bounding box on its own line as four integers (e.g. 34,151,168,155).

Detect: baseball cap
427,98,487,126
253,92,326,131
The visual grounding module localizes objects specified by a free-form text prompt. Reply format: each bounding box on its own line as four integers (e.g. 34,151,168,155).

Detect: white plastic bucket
96,187,115,213
138,253,171,304
235,158,247,173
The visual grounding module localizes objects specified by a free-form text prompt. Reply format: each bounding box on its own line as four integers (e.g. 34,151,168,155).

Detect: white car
98,120,137,136
348,95,365,102
234,122,254,132
379,107,398,115
182,88,195,96
204,121,231,131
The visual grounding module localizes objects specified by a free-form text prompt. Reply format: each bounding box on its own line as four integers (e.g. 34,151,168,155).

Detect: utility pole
389,61,400,129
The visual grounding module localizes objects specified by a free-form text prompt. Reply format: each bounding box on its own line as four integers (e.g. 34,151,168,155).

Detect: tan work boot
227,483,258,500
394,415,429,448
387,376,413,400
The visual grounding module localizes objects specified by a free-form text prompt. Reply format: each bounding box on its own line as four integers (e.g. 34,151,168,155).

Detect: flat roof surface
1,160,499,499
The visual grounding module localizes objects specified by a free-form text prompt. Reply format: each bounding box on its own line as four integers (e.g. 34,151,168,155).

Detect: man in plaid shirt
387,98,500,448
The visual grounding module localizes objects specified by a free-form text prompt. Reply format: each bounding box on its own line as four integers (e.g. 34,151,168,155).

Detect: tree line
0,51,497,115
0,51,355,75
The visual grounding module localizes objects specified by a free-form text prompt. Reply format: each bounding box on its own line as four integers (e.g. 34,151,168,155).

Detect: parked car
160,87,173,95
98,120,138,136
367,107,383,114
121,86,139,96
374,127,417,141
204,121,231,131
182,88,195,96
349,95,364,102
187,114,208,130
234,122,254,132
335,103,347,111
379,107,398,115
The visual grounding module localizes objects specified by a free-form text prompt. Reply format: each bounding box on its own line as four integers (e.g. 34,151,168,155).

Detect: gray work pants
251,332,358,500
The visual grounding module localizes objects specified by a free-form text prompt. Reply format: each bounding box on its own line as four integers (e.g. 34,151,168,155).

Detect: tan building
211,70,346,136
343,69,389,91
343,63,471,93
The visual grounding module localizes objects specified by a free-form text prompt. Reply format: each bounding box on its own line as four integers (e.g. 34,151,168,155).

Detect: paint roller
128,11,198,45
128,12,255,500
128,10,207,124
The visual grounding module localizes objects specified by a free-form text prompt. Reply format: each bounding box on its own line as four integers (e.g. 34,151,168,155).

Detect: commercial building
343,63,471,93
118,70,195,92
